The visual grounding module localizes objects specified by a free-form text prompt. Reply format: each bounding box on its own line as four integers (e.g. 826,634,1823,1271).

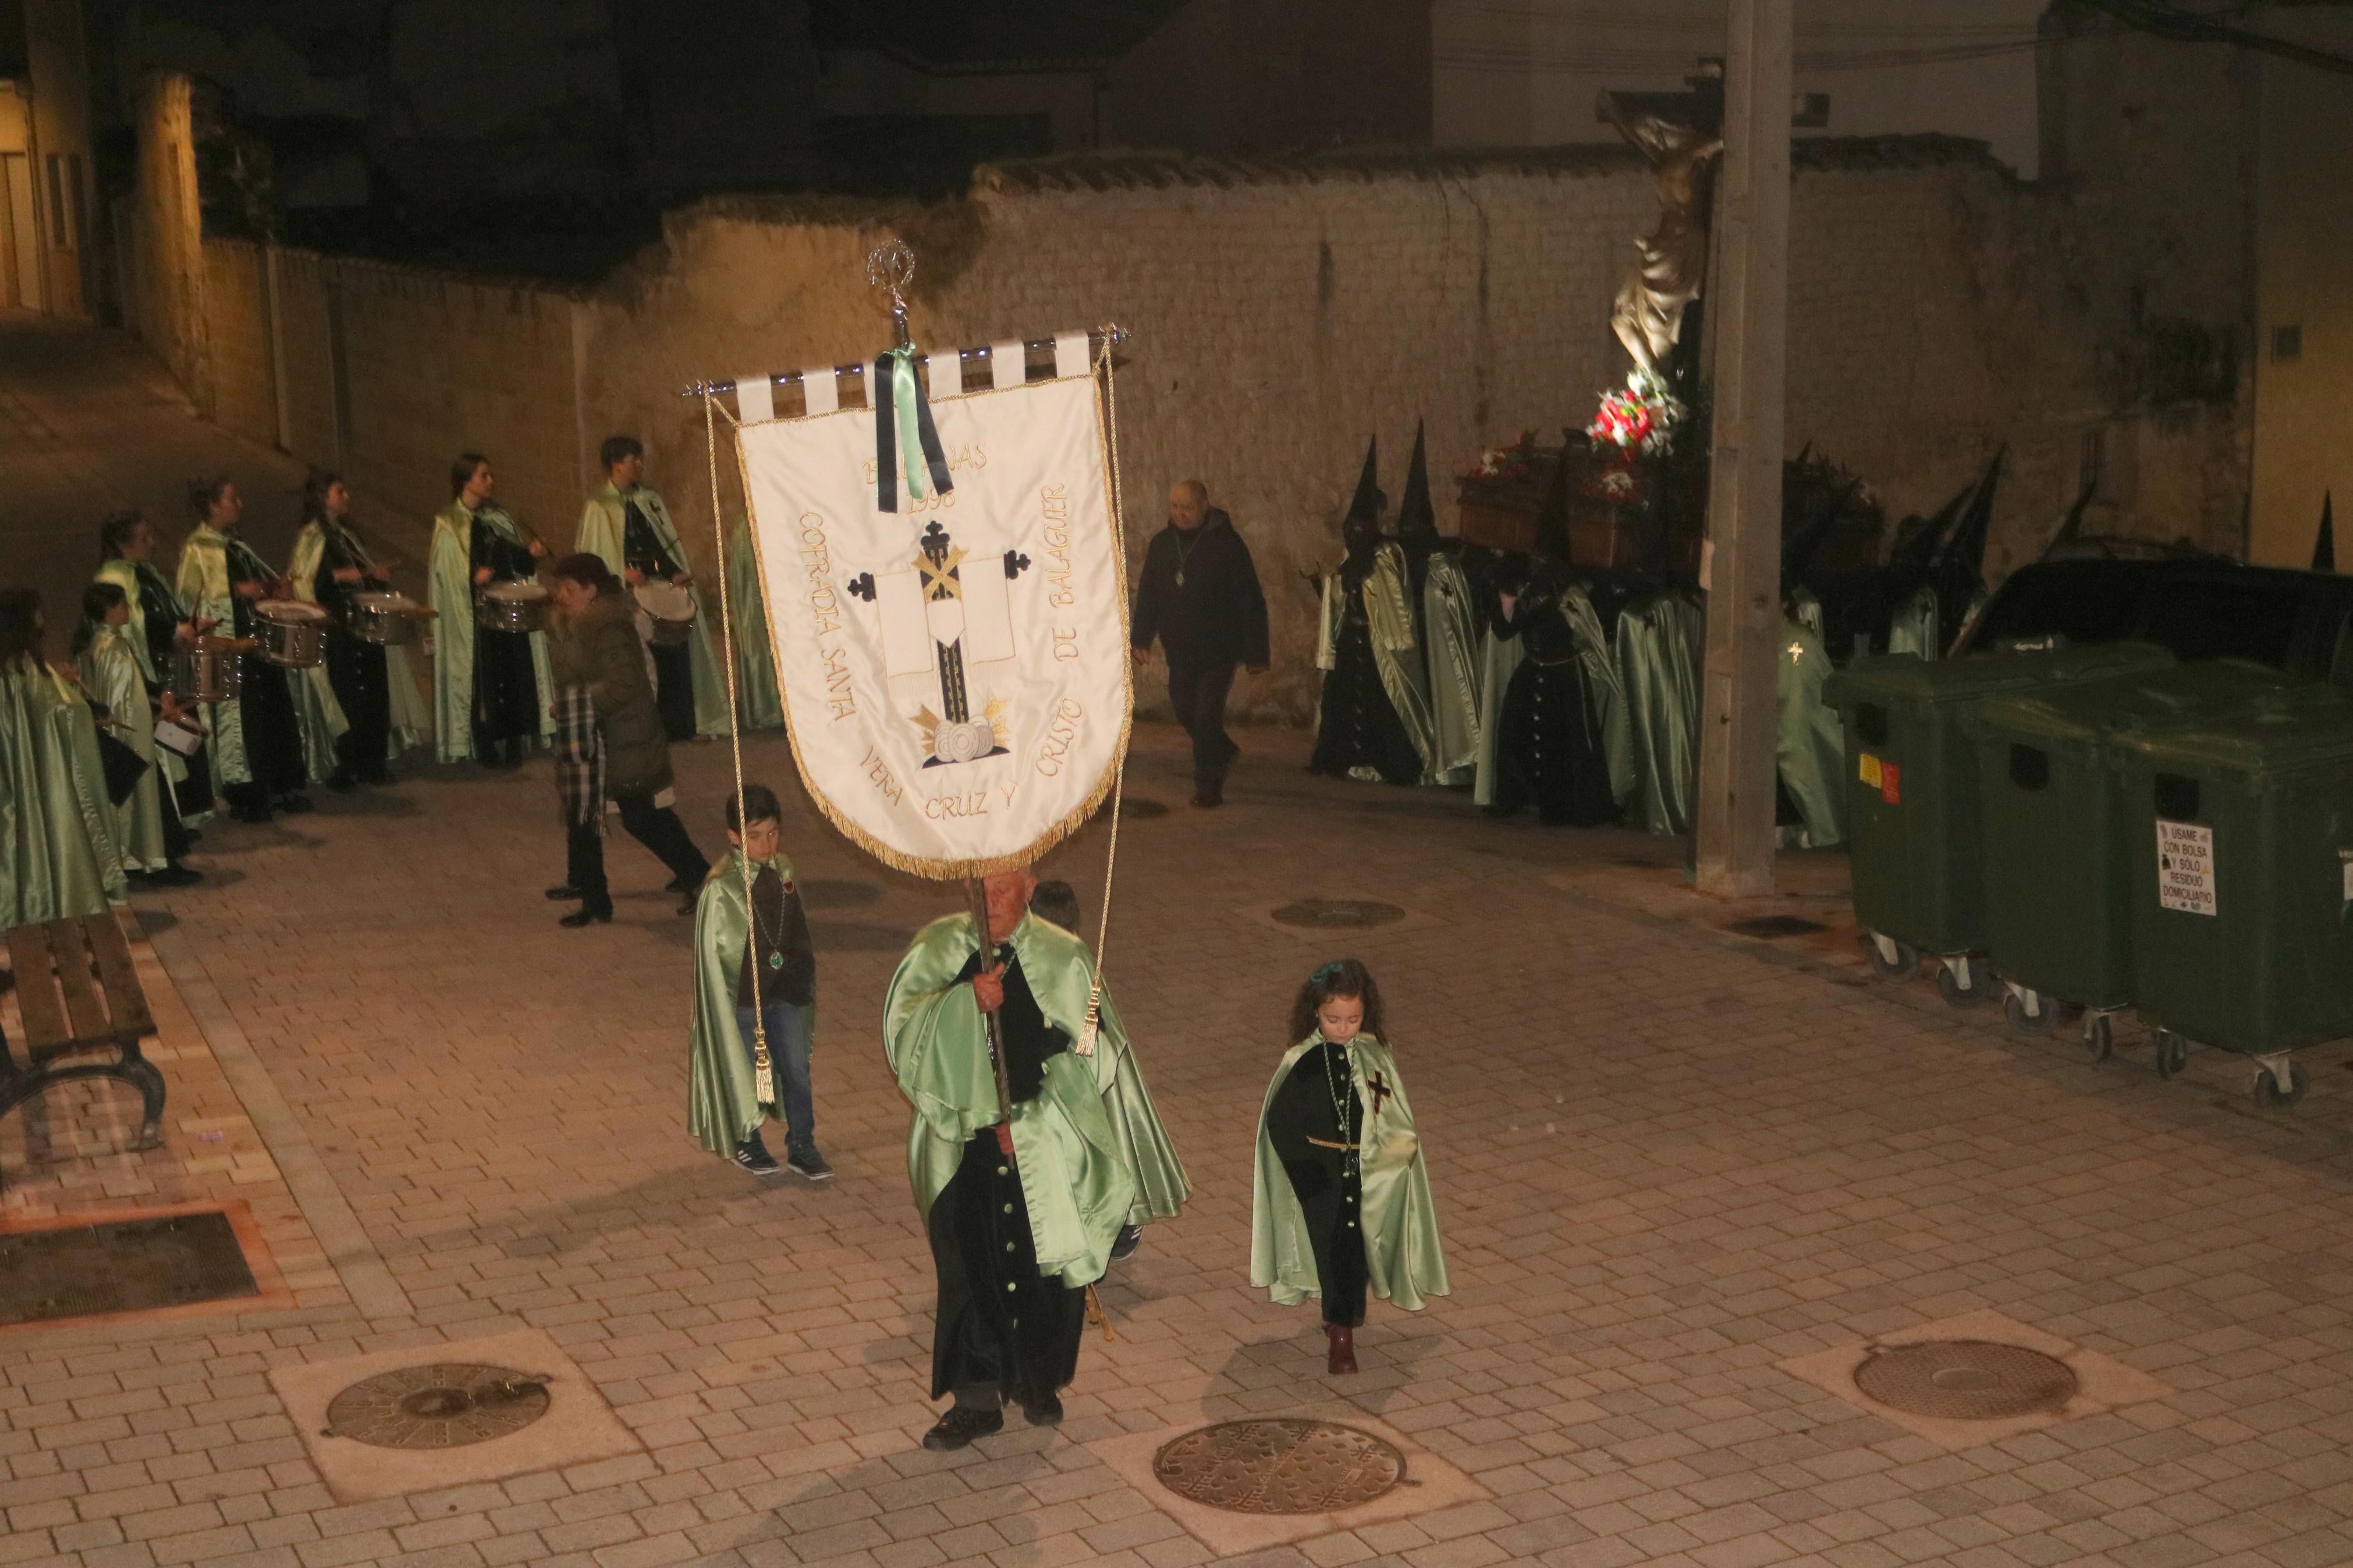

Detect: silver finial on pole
867,239,916,349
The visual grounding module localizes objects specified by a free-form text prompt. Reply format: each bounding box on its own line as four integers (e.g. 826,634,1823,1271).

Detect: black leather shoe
559,907,613,928
1019,1393,1063,1428
1110,1224,1142,1261
677,894,697,916
921,1406,1003,1450
546,885,582,901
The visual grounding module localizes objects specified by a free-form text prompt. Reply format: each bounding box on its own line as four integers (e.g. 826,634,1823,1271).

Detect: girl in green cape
1251,959,1448,1375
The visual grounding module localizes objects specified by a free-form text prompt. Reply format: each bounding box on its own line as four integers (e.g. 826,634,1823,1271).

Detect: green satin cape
427,502,555,763
175,527,250,789
883,911,1136,1288
1470,627,1527,808
1421,553,1481,787
1563,585,1635,806
1250,1033,1449,1313
1315,546,1439,779
1033,919,1190,1226
226,528,351,783
1,655,127,925
723,522,785,731
1616,592,1703,835
1777,616,1847,848
77,630,167,873
94,559,203,816
686,848,818,1156
576,483,729,737
289,521,432,757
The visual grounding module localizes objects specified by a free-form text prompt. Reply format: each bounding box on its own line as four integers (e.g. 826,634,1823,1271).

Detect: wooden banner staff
676,326,1128,405
962,878,1021,1170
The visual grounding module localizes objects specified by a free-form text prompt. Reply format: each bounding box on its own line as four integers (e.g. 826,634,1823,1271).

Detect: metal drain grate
324,1364,552,1449
1271,899,1407,930
1153,1418,1404,1514
0,1211,258,1327
1854,1340,2078,1420
1727,915,1829,939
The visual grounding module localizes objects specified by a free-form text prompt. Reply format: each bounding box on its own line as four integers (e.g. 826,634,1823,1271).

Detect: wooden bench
1,915,167,1188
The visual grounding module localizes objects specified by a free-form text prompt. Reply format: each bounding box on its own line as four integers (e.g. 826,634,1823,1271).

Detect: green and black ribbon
872,346,954,513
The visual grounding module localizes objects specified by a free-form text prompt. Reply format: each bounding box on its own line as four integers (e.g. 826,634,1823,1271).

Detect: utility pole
1694,0,1793,898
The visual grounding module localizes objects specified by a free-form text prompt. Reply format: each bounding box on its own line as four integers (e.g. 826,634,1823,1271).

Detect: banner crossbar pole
679,324,1128,401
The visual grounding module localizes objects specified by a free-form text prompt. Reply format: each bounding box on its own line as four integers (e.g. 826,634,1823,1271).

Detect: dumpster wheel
1864,933,1918,979
2252,1055,2306,1110
2153,1030,2190,1080
1936,957,1990,1008
2082,1014,2114,1065
2003,985,2059,1038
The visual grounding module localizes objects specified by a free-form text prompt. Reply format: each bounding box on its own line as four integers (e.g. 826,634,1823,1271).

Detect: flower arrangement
1465,431,1541,485
1587,366,1687,456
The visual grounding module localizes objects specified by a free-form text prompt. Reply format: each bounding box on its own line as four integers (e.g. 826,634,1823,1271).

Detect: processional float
684,241,1132,1249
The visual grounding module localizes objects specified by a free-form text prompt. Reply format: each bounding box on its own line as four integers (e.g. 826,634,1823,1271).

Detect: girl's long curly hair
1287,958,1386,1047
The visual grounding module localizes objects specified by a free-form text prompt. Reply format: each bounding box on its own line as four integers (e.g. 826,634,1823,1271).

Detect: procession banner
735,365,1130,878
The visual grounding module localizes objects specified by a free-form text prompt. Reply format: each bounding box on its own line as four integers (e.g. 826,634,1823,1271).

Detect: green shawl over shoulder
289,521,432,758
428,500,555,763
576,482,729,737
687,848,818,1156
724,521,784,731
1616,591,1703,835
77,629,167,873
1033,918,1190,1226
1251,1032,1449,1313
1422,552,1481,787
1,655,127,925
1777,615,1847,848
883,911,1135,1288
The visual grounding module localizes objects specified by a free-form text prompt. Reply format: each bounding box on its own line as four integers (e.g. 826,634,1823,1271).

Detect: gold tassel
1085,1283,1117,1342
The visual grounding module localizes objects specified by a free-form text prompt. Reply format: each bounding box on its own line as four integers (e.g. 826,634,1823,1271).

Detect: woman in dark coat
542,554,709,927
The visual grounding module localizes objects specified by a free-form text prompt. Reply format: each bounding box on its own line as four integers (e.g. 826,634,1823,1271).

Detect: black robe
1309,557,1422,785
1266,1040,1368,1328
129,560,211,826
623,497,697,744
470,517,540,751
311,521,391,778
926,947,1089,1406
1490,574,1617,826
222,535,307,798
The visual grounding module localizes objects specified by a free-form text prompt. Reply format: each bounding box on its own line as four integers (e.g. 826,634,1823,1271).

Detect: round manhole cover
324,1364,551,1449
1853,1341,2078,1420
1270,899,1407,930
1154,1419,1405,1514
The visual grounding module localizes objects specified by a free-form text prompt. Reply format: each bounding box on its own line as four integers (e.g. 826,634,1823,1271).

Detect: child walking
1251,959,1448,1374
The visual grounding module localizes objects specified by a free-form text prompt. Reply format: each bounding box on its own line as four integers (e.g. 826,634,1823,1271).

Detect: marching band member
175,479,317,823
576,435,727,742
428,452,551,768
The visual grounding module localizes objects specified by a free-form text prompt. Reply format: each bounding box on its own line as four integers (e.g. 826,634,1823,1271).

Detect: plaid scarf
553,684,605,833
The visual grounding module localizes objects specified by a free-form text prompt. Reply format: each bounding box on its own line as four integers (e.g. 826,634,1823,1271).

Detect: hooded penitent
1406,422,1480,785
1314,437,1438,783
2317,493,2336,574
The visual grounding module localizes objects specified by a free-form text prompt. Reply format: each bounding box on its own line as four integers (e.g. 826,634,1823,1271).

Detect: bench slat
81,916,154,1042
49,919,115,1045
5,924,69,1051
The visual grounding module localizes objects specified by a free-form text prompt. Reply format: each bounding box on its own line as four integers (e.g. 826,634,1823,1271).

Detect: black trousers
1286,1158,1369,1328
650,641,697,743
565,792,708,914
325,630,391,780
473,627,538,759
928,1128,1088,1408
234,662,308,799
1166,660,1239,787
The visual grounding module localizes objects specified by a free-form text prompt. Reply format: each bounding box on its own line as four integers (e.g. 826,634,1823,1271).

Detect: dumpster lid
2117,693,2353,777
1965,659,2327,745
1823,639,2173,709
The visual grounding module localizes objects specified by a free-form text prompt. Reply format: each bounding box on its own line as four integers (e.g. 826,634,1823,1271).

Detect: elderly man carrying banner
883,867,1135,1450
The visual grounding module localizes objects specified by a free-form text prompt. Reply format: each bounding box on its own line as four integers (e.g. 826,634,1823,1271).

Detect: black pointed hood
2317,493,2336,573
2040,478,2097,561
1341,435,1382,548
1929,446,2002,637
1396,421,1442,551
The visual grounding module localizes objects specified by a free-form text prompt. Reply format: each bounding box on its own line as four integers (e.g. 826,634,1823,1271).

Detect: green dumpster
1966,660,2328,1051
2114,690,2353,1105
1825,641,2174,1005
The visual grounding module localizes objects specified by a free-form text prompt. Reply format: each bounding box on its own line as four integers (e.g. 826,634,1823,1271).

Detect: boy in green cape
686,784,828,1182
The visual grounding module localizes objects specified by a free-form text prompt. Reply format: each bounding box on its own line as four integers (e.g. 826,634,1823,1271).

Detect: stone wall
153,136,2230,719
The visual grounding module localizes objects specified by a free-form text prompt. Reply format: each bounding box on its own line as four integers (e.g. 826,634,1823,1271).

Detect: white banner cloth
736,372,1129,877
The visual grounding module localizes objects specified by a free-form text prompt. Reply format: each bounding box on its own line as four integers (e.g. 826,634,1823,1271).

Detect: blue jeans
736,1001,815,1155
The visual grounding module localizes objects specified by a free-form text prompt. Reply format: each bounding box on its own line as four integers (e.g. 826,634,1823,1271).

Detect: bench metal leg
1,1059,169,1154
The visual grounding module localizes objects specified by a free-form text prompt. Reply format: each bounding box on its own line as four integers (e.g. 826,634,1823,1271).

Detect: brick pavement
9,324,2353,1568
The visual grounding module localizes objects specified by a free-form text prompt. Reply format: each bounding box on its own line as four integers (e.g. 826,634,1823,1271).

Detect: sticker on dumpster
2155,820,2216,916
1858,752,1883,789
1879,762,1901,805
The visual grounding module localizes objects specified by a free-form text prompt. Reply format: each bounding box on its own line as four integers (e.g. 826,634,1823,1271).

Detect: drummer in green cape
1028,879,1190,1263
686,784,829,1183
576,435,728,743
290,470,431,785
1252,959,1448,1376
94,509,214,858
175,478,325,823
72,583,177,886
883,869,1138,1451
0,589,128,926
428,452,553,767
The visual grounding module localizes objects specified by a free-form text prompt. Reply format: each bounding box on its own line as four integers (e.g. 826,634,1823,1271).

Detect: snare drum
632,580,698,648
350,592,431,646
477,580,551,634
173,637,247,704
254,599,328,668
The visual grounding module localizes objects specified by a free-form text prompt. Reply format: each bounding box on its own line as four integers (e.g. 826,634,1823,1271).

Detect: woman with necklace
1251,959,1449,1375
